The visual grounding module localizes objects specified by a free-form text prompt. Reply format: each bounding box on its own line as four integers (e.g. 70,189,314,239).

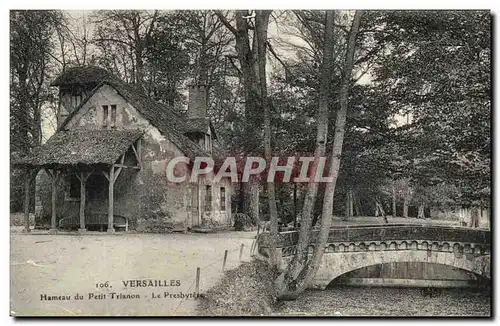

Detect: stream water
273,286,491,317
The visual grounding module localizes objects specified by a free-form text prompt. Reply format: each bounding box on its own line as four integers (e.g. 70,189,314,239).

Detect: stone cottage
16,66,232,232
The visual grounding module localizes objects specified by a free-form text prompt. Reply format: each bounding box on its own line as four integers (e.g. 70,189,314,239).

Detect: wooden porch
14,129,144,234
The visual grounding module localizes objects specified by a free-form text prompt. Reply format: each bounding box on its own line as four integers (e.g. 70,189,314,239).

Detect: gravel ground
273,286,491,317
10,230,256,316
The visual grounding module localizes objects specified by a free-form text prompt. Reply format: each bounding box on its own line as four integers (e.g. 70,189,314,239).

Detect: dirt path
10,231,256,316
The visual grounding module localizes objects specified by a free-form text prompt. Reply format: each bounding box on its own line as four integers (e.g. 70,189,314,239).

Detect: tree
275,10,362,299
215,10,266,225
92,10,159,87
10,10,62,211
368,11,491,208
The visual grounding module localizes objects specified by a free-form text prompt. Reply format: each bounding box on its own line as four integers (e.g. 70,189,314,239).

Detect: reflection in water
274,286,491,316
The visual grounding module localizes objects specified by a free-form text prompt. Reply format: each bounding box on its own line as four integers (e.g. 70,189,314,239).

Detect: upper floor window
110,105,117,127
102,104,117,128
102,105,109,127
71,94,82,108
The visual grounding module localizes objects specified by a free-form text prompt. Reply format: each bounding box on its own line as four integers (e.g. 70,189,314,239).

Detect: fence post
239,243,244,261
195,267,200,295
250,239,256,255
222,250,228,271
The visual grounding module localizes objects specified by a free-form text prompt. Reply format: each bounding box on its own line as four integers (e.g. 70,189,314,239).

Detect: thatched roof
58,76,213,159
49,66,226,163
50,66,112,86
14,129,143,167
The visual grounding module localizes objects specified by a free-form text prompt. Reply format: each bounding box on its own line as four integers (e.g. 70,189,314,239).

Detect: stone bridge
257,224,491,289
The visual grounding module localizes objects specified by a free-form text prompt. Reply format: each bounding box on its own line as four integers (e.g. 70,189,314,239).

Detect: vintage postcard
9,9,491,317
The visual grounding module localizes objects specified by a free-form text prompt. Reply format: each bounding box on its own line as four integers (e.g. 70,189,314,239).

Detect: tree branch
214,11,237,36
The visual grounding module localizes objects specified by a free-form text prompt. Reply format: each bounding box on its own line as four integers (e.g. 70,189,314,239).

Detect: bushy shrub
136,211,174,233
136,218,174,233
200,217,223,229
10,213,35,227
197,260,278,316
233,213,253,231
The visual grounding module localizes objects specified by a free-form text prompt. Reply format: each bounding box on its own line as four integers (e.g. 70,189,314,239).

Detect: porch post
108,165,115,233
23,169,31,233
49,170,60,234
78,172,87,233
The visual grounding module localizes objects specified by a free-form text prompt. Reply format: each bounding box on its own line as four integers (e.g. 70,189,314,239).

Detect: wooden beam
131,142,142,169
76,169,94,232
136,138,142,168
108,165,115,233
131,143,138,159
113,164,140,169
50,170,61,232
113,166,123,183
23,171,31,233
102,171,110,181
79,171,87,232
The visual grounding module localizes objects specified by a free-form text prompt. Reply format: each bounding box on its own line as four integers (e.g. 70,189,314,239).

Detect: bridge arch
257,225,490,290
311,250,490,289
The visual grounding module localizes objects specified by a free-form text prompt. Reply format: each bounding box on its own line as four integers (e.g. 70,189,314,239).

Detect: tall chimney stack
187,85,207,121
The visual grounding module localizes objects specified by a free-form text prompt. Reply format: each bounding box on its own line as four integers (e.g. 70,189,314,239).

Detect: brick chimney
187,85,207,121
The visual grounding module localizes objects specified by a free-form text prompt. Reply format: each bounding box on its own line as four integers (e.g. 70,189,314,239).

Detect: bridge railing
258,225,490,249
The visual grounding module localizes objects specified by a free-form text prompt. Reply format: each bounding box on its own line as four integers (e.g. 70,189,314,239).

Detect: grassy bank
197,259,278,316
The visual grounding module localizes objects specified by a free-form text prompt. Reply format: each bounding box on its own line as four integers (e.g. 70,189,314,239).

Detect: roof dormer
51,66,111,127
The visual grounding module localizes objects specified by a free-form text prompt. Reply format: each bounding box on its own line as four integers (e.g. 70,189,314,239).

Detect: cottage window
220,187,226,211
102,105,109,127
110,105,117,127
205,185,212,211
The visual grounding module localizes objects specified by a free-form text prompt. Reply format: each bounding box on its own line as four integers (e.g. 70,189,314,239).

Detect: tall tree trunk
215,11,262,224
470,207,479,228
276,10,362,299
277,11,336,291
353,190,361,216
343,188,353,220
294,10,362,294
344,192,349,219
403,185,410,218
349,189,354,217
392,181,397,217
242,182,260,225
417,203,425,219
255,10,279,266
293,183,298,226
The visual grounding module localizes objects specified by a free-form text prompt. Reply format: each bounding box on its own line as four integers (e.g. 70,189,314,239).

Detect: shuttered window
205,185,212,211
220,187,226,211
102,105,109,127
111,105,117,127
